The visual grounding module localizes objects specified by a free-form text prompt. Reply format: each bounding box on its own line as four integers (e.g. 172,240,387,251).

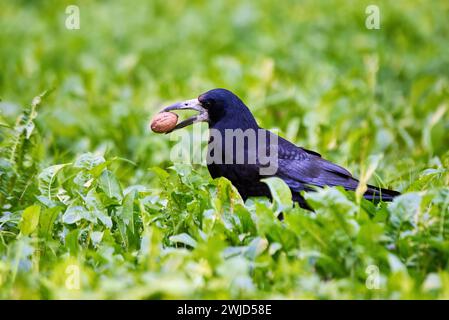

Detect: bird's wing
275,138,358,192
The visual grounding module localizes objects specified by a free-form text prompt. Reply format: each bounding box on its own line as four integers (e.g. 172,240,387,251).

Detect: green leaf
114,190,138,248
213,177,243,215
117,218,128,248
244,237,268,260
304,187,357,215
19,205,41,236
74,152,105,170
91,231,104,246
38,163,70,201
121,190,136,231
62,206,87,224
150,166,170,180
93,210,112,228
65,229,79,256
389,192,422,229
261,177,293,214
98,170,123,201
169,233,197,248
39,206,62,239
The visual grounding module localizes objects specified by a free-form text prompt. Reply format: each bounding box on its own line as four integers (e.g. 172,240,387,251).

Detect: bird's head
162,88,258,131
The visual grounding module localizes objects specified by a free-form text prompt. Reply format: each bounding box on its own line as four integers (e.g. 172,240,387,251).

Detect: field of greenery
1,0,449,299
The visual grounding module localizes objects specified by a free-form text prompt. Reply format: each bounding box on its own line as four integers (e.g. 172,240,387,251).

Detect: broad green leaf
169,233,197,248
62,210,81,224
389,192,422,229
244,237,268,260
117,218,128,248
62,206,88,224
304,187,357,215
261,177,292,214
38,163,70,200
39,206,62,239
98,170,123,201
74,152,105,170
91,231,103,246
150,166,170,180
19,205,41,236
214,177,243,215
122,191,147,246
93,210,112,228
120,190,136,232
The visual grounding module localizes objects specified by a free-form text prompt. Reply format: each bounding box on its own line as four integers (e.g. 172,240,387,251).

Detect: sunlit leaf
19,205,41,236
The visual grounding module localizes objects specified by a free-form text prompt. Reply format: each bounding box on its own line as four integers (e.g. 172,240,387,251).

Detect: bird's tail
363,184,400,202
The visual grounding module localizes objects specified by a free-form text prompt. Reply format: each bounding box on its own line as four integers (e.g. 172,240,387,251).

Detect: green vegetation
1,0,449,299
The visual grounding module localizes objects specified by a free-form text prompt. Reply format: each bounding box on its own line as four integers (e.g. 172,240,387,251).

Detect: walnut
150,112,178,133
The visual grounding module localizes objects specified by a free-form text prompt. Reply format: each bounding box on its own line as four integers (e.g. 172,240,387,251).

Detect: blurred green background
0,0,449,299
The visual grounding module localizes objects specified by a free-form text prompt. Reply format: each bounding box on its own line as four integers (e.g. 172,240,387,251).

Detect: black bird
162,88,400,209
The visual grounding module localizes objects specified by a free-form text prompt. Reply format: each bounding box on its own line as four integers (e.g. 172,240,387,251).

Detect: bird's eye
202,100,213,108
198,94,214,108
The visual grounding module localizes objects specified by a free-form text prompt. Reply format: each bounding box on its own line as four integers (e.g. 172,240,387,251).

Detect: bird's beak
162,98,209,132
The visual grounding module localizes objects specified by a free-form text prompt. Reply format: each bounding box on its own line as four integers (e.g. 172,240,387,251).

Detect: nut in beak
161,98,209,132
